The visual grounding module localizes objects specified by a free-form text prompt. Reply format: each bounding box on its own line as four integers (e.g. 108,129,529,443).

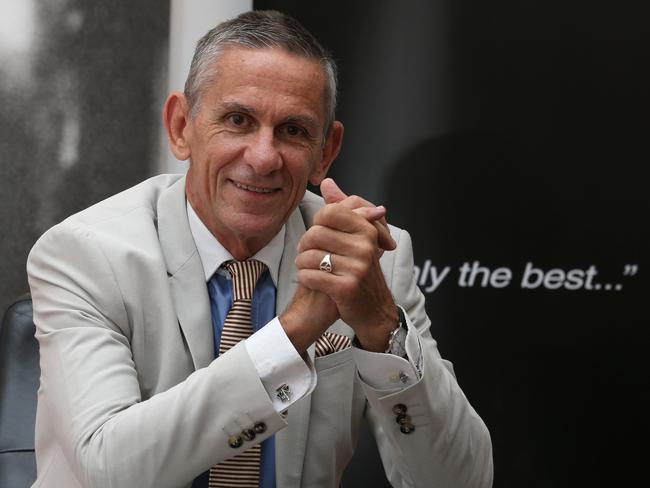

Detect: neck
221,240,263,261
186,188,273,261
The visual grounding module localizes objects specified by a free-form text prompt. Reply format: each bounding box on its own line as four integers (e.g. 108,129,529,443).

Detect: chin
229,215,283,240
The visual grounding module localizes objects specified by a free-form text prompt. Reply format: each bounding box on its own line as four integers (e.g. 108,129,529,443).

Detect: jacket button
228,435,243,448
392,404,407,415
400,423,415,434
253,422,267,434
396,413,412,426
242,429,256,441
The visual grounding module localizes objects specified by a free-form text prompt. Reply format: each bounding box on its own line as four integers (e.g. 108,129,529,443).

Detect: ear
309,121,344,186
163,91,193,161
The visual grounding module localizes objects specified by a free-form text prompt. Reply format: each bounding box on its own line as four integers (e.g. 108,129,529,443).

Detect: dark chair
0,294,39,487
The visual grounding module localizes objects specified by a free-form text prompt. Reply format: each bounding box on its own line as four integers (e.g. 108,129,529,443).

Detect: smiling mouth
231,180,277,194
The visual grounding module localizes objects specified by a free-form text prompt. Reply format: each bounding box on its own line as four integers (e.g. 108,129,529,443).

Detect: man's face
176,47,341,259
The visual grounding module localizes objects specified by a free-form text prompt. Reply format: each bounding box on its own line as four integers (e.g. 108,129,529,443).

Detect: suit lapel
275,206,316,488
157,177,214,370
275,207,300,321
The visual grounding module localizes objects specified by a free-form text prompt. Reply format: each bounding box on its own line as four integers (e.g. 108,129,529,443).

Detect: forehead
202,47,328,122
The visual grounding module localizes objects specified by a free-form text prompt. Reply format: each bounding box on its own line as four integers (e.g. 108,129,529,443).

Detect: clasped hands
281,178,399,354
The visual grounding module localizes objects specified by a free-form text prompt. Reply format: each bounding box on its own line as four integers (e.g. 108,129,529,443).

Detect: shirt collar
186,201,284,286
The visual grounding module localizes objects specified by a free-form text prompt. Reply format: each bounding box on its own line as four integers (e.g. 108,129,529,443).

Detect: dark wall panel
256,1,650,486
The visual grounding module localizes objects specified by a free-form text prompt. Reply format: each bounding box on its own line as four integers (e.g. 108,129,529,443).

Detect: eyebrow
217,101,257,116
282,115,318,131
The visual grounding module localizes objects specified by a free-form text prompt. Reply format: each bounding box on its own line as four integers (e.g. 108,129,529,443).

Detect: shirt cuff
245,317,316,412
353,307,423,391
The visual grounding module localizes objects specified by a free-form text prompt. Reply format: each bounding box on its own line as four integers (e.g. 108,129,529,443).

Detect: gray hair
184,10,338,136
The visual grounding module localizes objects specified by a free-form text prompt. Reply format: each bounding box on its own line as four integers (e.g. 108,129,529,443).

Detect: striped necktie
315,332,351,357
209,260,267,488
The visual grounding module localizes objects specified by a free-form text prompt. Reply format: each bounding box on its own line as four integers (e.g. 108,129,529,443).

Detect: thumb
320,177,347,204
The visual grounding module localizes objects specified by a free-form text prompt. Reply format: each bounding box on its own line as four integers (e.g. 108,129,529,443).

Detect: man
27,10,492,488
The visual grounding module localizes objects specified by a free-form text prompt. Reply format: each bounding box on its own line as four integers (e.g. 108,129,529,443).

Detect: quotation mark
623,264,639,276
594,264,639,291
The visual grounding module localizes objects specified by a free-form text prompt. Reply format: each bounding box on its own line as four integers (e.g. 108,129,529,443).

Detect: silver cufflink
389,370,410,384
276,383,292,402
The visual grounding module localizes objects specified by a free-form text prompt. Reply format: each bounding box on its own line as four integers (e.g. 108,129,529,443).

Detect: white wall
162,0,253,174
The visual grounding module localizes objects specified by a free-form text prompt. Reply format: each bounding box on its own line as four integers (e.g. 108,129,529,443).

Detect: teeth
233,182,274,193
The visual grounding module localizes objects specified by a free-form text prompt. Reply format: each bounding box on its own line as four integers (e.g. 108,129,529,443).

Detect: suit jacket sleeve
27,221,286,488
357,227,494,488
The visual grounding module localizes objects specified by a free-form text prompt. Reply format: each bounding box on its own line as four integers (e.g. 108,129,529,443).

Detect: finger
351,203,388,229
336,193,380,213
297,268,348,302
298,225,376,260
315,193,396,251
320,177,347,204
313,203,374,235
338,196,394,249
312,204,394,252
295,249,363,277
308,207,394,253
353,207,395,251
322,186,394,245
300,215,382,257
295,249,332,272
353,205,386,222
329,192,389,231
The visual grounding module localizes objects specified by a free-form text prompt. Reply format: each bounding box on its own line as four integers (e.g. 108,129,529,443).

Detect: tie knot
226,260,267,301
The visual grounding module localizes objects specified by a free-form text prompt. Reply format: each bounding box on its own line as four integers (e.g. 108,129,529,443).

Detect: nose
245,128,282,175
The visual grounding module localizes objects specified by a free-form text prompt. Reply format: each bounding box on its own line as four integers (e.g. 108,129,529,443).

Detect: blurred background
1,0,648,486
0,0,169,309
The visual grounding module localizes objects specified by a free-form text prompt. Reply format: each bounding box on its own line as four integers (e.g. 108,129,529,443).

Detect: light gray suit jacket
27,174,493,488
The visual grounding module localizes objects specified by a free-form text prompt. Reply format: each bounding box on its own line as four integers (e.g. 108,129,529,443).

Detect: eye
226,113,250,127
280,124,306,137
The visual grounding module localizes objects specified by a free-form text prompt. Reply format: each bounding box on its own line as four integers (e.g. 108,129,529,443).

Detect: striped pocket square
315,331,352,358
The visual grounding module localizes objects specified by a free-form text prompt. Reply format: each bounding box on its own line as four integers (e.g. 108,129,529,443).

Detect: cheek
287,149,322,183
205,144,240,179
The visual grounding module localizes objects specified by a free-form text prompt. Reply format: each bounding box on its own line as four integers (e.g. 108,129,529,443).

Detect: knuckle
318,203,342,224
346,264,363,282
357,239,376,259
297,269,309,284
356,259,371,276
303,225,324,248
296,250,317,269
348,195,364,207
313,205,332,225
350,259,370,280
307,224,321,236
298,233,312,250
